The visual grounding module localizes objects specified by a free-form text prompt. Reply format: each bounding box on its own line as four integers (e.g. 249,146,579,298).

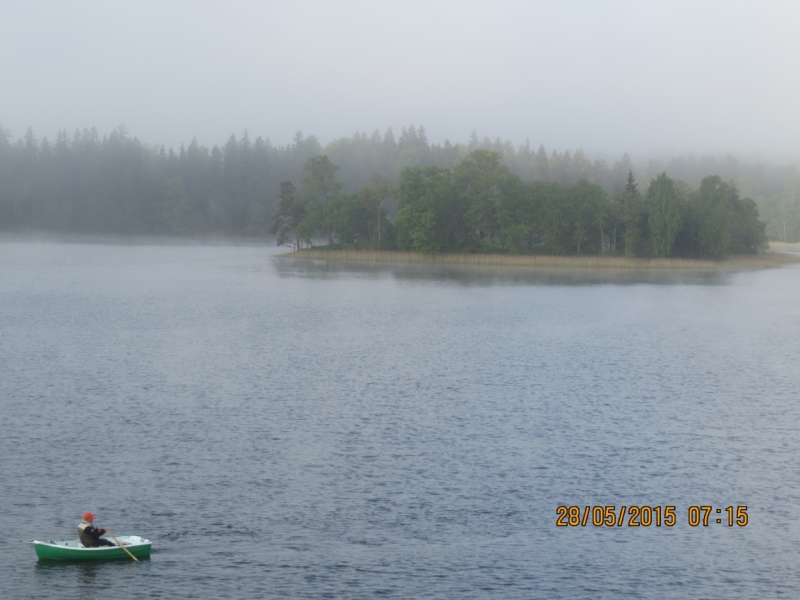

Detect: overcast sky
2,0,799,160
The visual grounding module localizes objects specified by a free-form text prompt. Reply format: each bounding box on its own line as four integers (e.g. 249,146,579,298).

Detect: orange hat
83,512,94,521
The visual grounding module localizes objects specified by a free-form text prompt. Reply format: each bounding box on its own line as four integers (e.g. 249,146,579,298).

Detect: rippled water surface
1,240,799,599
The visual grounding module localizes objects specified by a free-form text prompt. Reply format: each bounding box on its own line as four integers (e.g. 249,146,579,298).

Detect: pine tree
622,171,642,256
270,181,304,248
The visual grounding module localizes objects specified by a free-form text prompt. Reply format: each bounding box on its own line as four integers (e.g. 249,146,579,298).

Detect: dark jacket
78,520,107,548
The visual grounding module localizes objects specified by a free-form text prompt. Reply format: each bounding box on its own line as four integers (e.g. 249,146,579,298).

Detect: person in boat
78,512,114,547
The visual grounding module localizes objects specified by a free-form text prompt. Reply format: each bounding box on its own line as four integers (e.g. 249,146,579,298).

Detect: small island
274,150,789,269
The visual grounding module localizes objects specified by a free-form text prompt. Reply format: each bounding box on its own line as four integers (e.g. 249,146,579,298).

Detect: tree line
275,149,766,259
0,124,792,245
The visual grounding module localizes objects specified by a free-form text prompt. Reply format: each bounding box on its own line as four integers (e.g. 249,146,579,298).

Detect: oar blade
105,530,139,562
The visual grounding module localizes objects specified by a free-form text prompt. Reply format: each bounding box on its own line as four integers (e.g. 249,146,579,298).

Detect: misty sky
3,0,799,160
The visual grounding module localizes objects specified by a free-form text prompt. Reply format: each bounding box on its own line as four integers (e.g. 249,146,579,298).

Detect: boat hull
33,536,151,560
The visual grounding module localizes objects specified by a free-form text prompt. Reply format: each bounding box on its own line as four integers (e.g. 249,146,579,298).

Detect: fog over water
3,0,800,159
2,240,800,598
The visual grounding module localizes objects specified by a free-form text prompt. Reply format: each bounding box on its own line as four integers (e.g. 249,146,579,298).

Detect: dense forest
274,150,765,258
0,124,795,252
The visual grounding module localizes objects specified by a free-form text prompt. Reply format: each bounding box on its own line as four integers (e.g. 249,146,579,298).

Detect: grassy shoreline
283,248,799,270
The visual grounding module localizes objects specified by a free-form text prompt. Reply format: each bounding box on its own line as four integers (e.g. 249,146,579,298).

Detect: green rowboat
33,536,151,560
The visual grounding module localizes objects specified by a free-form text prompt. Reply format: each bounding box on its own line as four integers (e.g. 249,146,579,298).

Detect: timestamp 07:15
556,505,748,527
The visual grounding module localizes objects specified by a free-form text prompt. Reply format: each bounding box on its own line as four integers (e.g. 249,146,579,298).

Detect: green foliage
565,180,611,255
760,179,800,242
297,155,344,244
302,155,343,205
647,173,681,257
393,152,617,256
618,171,648,257
494,180,548,254
454,149,517,251
672,176,766,258
162,177,189,233
727,190,767,254
270,181,305,247
296,203,327,245
0,124,774,255
681,176,732,258
394,166,452,254
293,157,393,249
328,175,391,247
390,151,767,259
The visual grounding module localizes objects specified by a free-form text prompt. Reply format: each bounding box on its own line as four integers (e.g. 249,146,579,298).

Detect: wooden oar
104,529,139,562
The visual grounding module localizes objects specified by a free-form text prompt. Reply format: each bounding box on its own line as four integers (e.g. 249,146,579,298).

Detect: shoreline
767,241,800,251
282,248,800,271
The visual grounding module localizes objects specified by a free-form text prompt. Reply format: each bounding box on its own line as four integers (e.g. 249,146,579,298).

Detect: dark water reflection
276,256,733,286
2,240,799,599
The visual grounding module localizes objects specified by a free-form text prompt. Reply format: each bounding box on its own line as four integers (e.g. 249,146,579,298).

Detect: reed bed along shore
768,241,800,251
285,248,799,270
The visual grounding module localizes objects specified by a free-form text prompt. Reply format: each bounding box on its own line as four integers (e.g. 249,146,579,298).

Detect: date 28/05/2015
556,505,749,527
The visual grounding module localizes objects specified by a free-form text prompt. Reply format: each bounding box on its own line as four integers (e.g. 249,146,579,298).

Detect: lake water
1,239,799,599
